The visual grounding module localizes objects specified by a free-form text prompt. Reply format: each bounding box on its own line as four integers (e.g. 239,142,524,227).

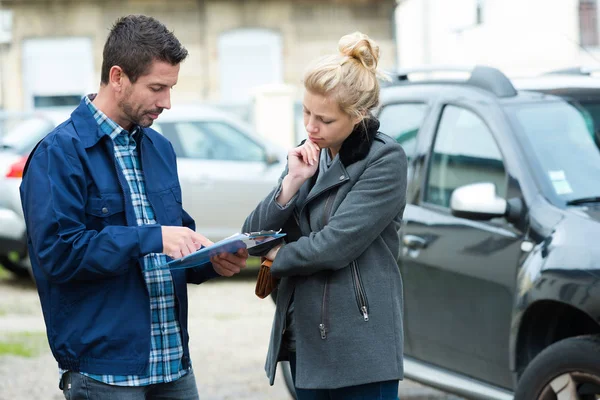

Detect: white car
153,105,287,239
0,104,287,277
0,110,68,277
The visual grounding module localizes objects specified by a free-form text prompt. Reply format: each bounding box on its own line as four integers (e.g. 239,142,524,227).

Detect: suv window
158,121,266,162
377,103,427,160
425,105,507,208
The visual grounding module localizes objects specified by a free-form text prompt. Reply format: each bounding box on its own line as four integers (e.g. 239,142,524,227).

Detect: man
20,15,248,399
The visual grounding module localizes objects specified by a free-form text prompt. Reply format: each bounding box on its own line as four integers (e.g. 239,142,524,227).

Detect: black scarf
338,117,380,167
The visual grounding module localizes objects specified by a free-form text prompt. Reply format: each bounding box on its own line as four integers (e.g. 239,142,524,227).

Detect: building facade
0,0,396,111
395,0,600,77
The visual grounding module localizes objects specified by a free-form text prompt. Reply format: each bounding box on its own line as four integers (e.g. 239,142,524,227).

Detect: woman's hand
211,248,249,277
275,140,320,207
287,140,320,180
276,139,321,206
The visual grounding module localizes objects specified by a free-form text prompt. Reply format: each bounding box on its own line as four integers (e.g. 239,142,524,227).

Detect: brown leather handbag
255,258,278,299
254,210,303,299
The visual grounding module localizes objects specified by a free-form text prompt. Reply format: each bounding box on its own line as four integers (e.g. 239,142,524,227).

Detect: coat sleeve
20,135,163,284
242,164,298,235
270,143,407,278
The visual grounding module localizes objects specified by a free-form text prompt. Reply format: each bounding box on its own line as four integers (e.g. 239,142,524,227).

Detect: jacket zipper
321,192,334,228
319,192,335,339
319,276,329,339
301,177,346,220
351,260,369,321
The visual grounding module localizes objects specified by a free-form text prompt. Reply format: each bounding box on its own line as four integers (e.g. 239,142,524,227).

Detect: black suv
375,66,600,399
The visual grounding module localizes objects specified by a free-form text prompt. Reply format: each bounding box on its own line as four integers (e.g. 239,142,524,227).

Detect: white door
218,29,283,103
22,37,94,110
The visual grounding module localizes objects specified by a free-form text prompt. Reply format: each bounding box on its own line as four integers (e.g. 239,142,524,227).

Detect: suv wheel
515,335,600,400
0,255,30,278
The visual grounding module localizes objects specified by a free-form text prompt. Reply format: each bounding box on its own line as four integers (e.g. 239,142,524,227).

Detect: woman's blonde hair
303,31,385,121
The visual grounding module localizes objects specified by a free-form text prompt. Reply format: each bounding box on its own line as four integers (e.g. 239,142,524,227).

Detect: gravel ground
0,273,463,400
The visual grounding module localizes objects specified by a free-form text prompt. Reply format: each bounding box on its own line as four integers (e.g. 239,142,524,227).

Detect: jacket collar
71,96,154,149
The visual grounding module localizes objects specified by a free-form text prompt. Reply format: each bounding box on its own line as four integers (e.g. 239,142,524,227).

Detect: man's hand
211,248,249,277
162,226,213,259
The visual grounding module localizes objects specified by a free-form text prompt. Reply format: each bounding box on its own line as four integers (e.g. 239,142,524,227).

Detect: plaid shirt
58,95,188,386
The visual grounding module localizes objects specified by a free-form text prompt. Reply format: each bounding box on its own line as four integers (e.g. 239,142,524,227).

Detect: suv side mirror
450,182,507,220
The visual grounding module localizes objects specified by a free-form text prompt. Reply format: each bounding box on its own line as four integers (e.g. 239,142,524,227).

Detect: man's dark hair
100,15,188,84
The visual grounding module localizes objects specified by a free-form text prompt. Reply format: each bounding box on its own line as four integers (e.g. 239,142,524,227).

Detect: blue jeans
289,352,399,400
60,370,199,400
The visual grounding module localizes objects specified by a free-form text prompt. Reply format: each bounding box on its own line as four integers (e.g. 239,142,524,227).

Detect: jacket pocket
351,260,370,321
160,186,183,225
85,194,125,229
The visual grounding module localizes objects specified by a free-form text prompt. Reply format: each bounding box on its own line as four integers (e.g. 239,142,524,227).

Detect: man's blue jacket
19,100,218,375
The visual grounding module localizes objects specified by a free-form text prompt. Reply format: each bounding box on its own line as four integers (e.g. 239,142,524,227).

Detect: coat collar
338,117,379,167
304,157,349,205
298,117,380,168
299,117,379,207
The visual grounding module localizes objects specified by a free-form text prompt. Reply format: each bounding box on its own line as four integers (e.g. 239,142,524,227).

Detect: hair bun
338,32,380,72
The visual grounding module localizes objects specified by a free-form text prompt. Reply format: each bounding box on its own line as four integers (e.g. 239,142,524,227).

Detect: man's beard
119,96,162,129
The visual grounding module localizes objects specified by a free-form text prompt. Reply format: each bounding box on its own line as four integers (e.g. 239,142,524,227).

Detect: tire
0,255,30,278
514,335,600,400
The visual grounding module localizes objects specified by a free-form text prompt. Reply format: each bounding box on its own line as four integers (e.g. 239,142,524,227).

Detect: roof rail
393,65,518,97
396,65,474,78
543,66,600,76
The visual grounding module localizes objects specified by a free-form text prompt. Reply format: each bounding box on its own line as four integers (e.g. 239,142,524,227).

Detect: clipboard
149,230,286,271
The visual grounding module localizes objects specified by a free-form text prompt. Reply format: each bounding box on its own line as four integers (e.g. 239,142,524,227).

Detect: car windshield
505,101,600,205
0,117,54,155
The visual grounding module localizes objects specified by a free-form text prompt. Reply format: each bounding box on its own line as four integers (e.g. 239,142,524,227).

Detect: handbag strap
261,258,273,268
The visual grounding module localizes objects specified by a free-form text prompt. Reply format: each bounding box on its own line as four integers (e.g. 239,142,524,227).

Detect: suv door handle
403,234,428,249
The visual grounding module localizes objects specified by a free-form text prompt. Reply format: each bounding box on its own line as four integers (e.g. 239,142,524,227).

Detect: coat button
102,207,109,214
339,175,345,180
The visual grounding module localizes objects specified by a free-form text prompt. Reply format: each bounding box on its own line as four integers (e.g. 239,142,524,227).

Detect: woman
243,32,407,399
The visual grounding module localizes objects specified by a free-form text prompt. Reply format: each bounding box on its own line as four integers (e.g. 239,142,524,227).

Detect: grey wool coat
242,118,408,390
